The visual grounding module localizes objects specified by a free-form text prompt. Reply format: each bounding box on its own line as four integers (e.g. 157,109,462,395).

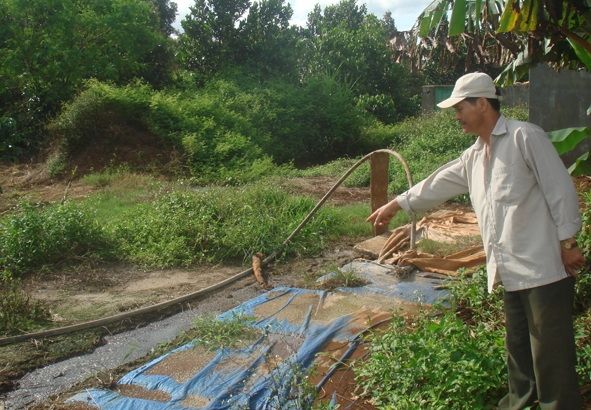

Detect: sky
172,0,432,33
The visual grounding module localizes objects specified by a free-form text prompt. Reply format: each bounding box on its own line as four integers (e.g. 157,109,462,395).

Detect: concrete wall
529,63,591,131
501,82,529,108
421,85,452,113
529,64,591,167
422,82,528,114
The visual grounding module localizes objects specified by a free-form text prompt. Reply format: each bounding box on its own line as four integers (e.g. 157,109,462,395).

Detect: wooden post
370,152,389,236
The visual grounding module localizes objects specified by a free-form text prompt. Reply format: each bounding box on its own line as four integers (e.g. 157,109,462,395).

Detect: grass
191,312,259,352
304,263,369,291
0,277,50,335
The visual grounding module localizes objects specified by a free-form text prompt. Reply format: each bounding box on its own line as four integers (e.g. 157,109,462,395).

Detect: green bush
0,201,113,275
356,312,506,409
49,74,378,177
355,269,507,409
108,182,340,267
48,80,154,157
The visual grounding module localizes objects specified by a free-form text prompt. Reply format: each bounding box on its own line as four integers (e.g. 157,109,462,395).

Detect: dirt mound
60,126,180,178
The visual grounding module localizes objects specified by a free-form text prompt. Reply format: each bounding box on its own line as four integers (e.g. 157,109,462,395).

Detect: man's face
453,99,483,135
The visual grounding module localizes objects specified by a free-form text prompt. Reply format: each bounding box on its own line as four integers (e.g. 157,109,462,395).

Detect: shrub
354,268,507,409
108,182,340,267
48,80,154,157
355,312,506,409
0,201,113,275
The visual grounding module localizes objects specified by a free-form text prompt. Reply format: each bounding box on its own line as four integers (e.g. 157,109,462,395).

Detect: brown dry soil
2,162,591,410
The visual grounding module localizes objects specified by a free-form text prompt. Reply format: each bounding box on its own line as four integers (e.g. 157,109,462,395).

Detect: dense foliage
355,265,591,409
1,0,422,168
47,75,390,175
0,180,344,275
0,0,176,154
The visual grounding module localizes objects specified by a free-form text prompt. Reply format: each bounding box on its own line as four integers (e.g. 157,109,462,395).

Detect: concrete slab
353,232,391,259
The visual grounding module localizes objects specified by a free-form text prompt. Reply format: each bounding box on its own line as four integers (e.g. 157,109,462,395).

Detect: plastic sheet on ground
67,263,448,409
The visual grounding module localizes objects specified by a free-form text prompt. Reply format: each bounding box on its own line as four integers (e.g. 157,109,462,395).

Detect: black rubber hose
0,149,414,347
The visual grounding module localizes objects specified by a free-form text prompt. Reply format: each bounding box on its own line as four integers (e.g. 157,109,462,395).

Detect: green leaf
449,0,467,36
518,0,538,31
568,151,591,176
548,127,591,155
567,38,591,72
419,13,434,37
498,0,520,32
493,51,531,86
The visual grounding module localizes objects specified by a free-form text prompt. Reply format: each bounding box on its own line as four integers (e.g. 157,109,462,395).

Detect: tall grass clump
107,182,341,268
0,277,50,335
0,201,113,276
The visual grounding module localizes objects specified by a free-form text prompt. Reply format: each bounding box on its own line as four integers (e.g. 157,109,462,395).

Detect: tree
300,1,419,123
178,0,297,81
241,0,299,80
398,0,590,85
0,0,175,154
178,0,250,78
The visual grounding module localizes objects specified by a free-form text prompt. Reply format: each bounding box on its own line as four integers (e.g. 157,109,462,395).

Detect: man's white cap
437,72,498,109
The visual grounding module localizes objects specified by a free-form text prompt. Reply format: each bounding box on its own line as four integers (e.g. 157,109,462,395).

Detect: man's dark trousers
499,277,582,410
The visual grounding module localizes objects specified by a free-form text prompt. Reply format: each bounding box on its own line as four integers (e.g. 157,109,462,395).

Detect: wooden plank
370,152,389,236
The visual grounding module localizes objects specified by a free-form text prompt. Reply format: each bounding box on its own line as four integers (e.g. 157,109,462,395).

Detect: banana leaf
568,151,591,176
548,127,591,155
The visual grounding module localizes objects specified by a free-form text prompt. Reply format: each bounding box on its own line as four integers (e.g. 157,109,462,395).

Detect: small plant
191,312,258,352
46,152,68,177
353,267,507,409
0,275,50,335
308,264,369,291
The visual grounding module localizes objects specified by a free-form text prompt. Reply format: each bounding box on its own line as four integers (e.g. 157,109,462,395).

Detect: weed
355,311,506,409
0,200,113,275
0,276,50,335
46,152,67,177
353,267,508,409
314,266,368,291
191,312,259,352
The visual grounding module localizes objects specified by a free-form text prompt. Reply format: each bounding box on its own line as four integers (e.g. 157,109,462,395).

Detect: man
367,72,586,410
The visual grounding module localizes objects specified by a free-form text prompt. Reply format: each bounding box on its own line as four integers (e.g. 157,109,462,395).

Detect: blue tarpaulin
68,262,448,409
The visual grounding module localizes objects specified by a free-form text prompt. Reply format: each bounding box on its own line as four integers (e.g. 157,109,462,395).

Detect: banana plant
549,127,591,176
404,0,591,175
405,0,591,85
